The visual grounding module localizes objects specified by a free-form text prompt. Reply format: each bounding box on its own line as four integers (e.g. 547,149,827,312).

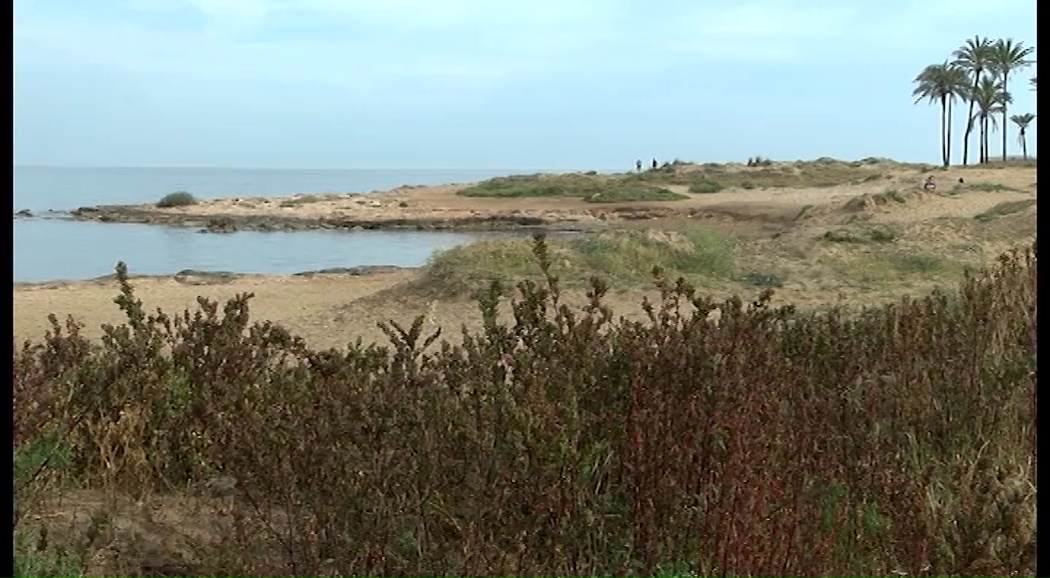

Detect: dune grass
688,179,724,194
958,157,1037,169
822,225,899,244
842,250,969,284
625,157,889,191
973,199,1037,223
417,226,735,296
952,181,1022,194
459,158,895,203
457,173,688,203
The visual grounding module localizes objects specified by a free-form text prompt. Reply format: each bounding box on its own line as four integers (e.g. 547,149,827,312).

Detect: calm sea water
13,166,543,283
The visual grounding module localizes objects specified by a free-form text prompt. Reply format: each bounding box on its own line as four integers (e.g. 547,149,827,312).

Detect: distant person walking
652,158,658,170
636,159,642,172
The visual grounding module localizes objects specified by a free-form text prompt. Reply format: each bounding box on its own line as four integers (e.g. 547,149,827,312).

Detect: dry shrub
13,238,1036,577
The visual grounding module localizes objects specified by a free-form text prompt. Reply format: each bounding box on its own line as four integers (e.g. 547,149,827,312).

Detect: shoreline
51,176,716,233
13,264,419,290
62,204,577,232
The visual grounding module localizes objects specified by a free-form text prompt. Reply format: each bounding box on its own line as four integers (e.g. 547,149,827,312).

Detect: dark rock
294,265,405,277
204,218,237,233
173,270,238,285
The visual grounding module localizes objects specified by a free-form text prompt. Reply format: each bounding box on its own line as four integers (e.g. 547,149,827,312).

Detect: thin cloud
16,0,620,104
658,2,860,64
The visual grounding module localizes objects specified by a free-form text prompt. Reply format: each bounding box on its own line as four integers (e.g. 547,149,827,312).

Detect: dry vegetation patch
14,237,1036,576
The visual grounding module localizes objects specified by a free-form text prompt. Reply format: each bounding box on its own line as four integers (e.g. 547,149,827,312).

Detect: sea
12,166,558,284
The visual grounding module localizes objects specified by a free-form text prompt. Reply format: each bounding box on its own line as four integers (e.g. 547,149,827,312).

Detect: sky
13,0,1038,170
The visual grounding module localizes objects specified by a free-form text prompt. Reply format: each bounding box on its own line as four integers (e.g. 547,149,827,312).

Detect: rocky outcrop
67,205,561,232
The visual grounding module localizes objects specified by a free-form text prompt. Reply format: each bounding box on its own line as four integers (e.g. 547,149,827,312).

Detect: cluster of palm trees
913,36,1036,166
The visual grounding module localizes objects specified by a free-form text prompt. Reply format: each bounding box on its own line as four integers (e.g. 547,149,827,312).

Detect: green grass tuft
974,199,1037,222
418,226,735,296
824,225,899,244
955,181,1021,193
457,174,688,203
688,179,725,194
741,271,785,287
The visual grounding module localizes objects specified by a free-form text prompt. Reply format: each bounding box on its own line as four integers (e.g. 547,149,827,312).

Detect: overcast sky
13,0,1037,170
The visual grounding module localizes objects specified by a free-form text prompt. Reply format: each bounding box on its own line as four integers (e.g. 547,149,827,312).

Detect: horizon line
13,164,577,172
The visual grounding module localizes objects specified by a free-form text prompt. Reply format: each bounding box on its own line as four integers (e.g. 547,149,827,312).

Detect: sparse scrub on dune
823,225,899,244
885,253,950,274
617,158,889,191
867,225,899,243
843,189,920,212
741,271,785,287
155,191,197,208
457,173,688,203
694,157,967,192
13,237,1036,576
823,229,865,243
958,157,1038,169
955,181,1021,193
416,226,735,297
883,189,907,203
688,179,724,194
844,250,969,283
974,199,1037,222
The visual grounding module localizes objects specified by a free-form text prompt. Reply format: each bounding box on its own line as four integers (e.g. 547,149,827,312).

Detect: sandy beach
15,161,1037,350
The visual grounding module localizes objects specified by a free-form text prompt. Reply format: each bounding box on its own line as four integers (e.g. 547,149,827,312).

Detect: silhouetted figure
636,159,642,172
923,176,936,191
652,158,658,170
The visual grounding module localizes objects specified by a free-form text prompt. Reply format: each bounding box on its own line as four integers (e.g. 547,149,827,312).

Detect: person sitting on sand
923,176,936,191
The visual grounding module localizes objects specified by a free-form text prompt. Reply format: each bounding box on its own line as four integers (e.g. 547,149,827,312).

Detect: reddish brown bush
13,238,1036,577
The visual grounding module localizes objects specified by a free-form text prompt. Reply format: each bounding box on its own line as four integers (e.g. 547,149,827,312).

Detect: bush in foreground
13,237,1036,576
156,191,197,208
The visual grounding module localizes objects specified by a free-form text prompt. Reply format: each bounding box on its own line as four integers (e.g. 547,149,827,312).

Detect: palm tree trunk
1022,132,1028,160
977,117,983,163
978,117,986,162
945,98,953,166
962,74,981,165
940,97,949,166
980,117,987,163
1001,76,1010,162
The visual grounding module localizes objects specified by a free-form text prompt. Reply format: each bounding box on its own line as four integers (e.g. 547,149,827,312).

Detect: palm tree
990,39,1035,161
1010,113,1036,160
969,77,1009,163
913,62,970,167
953,36,995,166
